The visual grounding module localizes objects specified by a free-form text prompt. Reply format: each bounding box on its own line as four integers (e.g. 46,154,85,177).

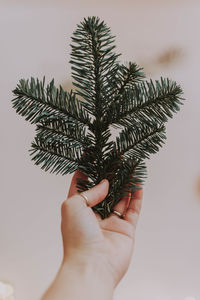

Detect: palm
100,216,135,285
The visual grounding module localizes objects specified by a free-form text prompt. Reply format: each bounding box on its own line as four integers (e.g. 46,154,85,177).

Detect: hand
41,170,143,300
61,169,143,288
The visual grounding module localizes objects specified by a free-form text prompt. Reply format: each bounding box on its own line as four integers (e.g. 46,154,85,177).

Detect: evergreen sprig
12,16,184,219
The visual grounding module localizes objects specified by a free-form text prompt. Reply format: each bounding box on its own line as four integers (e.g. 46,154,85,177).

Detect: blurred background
0,0,200,299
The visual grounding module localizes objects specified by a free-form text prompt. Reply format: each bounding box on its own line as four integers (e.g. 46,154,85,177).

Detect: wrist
61,256,114,300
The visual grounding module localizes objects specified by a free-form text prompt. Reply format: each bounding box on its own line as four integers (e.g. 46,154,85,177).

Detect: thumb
61,179,109,252
82,179,109,208
62,179,109,218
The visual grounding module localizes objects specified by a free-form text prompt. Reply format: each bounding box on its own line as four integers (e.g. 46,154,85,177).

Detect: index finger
124,187,143,228
67,169,88,198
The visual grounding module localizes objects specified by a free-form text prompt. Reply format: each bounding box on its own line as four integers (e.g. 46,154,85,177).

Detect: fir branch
103,124,166,175
12,77,91,127
115,123,166,160
114,62,145,96
35,120,90,149
70,16,120,114
11,16,185,219
101,62,145,110
29,137,81,175
103,77,184,128
70,16,122,183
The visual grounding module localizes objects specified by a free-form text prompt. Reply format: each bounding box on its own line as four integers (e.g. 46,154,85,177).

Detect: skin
41,169,143,300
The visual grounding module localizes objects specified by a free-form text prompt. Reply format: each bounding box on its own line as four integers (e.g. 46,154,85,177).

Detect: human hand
61,169,143,289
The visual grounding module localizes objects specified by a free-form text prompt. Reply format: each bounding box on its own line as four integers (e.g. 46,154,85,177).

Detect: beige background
0,1,200,299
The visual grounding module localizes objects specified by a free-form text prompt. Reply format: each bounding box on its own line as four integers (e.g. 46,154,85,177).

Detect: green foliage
12,16,184,219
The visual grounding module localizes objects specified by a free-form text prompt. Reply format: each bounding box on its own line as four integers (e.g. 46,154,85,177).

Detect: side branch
12,77,91,127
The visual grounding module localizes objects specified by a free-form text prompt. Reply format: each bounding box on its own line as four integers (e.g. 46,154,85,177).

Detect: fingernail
100,179,108,185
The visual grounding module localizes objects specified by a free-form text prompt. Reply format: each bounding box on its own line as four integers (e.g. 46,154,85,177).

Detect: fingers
109,149,130,217
75,179,109,208
111,192,131,217
124,188,143,228
66,169,109,223
63,178,109,218
67,169,87,198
